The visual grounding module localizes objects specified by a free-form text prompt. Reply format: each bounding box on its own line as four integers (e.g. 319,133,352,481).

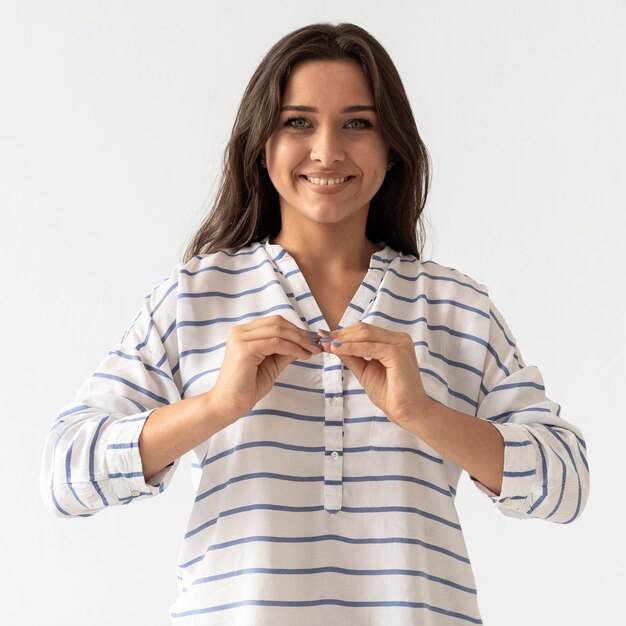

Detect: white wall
1,1,622,624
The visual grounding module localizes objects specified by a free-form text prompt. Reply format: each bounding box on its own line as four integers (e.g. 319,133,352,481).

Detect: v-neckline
261,236,393,333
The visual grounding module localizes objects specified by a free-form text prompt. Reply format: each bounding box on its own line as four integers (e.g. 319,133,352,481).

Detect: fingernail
302,347,313,355
332,341,342,347
318,337,333,343
307,331,320,340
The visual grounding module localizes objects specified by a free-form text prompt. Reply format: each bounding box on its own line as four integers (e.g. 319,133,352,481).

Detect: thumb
273,353,298,376
333,353,365,381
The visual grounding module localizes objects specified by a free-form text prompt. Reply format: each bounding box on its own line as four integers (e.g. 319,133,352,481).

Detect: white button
330,397,340,405
130,489,140,497
328,353,337,360
330,451,339,460
502,497,512,505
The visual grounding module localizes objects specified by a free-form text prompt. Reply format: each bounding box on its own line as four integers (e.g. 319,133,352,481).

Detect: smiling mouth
299,175,355,186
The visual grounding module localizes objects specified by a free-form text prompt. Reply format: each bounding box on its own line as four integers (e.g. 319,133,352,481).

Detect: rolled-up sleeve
40,264,183,518
471,291,590,524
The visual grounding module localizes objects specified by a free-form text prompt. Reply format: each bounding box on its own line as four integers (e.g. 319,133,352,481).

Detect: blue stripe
364,311,490,350
49,489,71,516
194,471,452,504
128,280,177,351
179,278,283,301
198,440,443,471
178,533,472,571
54,404,91,423
577,440,589,472
490,405,552,424
184,565,477,595
184,503,462,541
489,307,519,355
91,372,170,404
505,440,533,447
181,365,221,396
503,469,536,477
526,431,549,514
65,443,88,509
89,415,110,507
176,302,296,331
106,442,139,449
377,286,490,318
388,265,488,298
491,380,545,394
121,396,147,413
171,598,482,624
181,256,274,277
420,367,477,409
107,349,173,381
51,422,75,490
540,424,582,523
109,471,145,479
544,452,567,521
484,341,512,379
162,317,177,346
413,340,483,378
274,380,325,394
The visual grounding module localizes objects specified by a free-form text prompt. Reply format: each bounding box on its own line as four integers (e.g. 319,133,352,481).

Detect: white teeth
305,176,349,185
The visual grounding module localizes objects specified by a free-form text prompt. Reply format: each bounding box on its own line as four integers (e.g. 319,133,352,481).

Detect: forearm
400,400,505,495
139,392,232,483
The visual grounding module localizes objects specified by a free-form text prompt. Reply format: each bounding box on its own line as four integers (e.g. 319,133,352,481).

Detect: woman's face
263,59,391,231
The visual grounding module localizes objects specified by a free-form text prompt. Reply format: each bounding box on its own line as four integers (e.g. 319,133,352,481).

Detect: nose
309,124,346,166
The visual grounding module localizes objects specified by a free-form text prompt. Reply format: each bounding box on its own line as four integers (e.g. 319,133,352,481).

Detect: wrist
393,396,435,431
201,390,239,428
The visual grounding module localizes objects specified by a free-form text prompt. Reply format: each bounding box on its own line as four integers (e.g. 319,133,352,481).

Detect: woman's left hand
318,322,432,427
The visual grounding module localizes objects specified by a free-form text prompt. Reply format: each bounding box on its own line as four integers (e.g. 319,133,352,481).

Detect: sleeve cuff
104,408,178,502
471,422,539,517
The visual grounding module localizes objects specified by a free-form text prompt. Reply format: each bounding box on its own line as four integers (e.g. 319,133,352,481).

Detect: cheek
355,141,388,170
269,141,301,172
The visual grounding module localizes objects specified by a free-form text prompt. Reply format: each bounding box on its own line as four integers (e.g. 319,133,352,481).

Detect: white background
1,1,623,624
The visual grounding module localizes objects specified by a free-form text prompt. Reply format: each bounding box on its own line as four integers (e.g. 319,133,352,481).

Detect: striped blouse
40,235,589,625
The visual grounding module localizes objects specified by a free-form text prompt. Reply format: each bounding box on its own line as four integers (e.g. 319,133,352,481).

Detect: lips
299,175,354,184
299,175,355,192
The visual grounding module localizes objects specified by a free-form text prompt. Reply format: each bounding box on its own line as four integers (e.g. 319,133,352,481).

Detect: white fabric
40,236,589,625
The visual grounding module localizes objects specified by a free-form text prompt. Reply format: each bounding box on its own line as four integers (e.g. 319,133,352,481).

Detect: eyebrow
280,105,377,113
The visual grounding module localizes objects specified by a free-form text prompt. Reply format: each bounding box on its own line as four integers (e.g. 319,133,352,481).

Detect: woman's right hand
208,315,323,424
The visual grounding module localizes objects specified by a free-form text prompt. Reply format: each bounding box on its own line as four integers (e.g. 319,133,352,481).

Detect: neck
269,227,382,276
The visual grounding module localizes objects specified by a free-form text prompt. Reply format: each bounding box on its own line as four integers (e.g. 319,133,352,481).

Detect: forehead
282,59,373,106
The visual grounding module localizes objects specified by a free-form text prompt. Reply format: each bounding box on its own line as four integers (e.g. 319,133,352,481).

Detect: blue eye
346,119,373,130
284,117,374,130
285,117,309,129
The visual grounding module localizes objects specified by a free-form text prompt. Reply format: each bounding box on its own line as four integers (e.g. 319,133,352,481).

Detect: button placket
261,238,394,517
323,353,344,514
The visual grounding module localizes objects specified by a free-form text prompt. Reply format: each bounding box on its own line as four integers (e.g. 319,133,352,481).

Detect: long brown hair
182,22,431,263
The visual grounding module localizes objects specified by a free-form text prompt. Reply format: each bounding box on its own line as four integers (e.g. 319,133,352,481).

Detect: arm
139,391,231,484
401,401,506,496
39,264,228,517
467,291,589,523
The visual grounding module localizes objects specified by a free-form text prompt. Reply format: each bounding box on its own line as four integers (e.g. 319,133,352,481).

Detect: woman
40,22,589,625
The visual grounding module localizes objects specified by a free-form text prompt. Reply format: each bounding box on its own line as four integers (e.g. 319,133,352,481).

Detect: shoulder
189,242,264,269
396,253,490,304
171,242,267,288
421,259,488,295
